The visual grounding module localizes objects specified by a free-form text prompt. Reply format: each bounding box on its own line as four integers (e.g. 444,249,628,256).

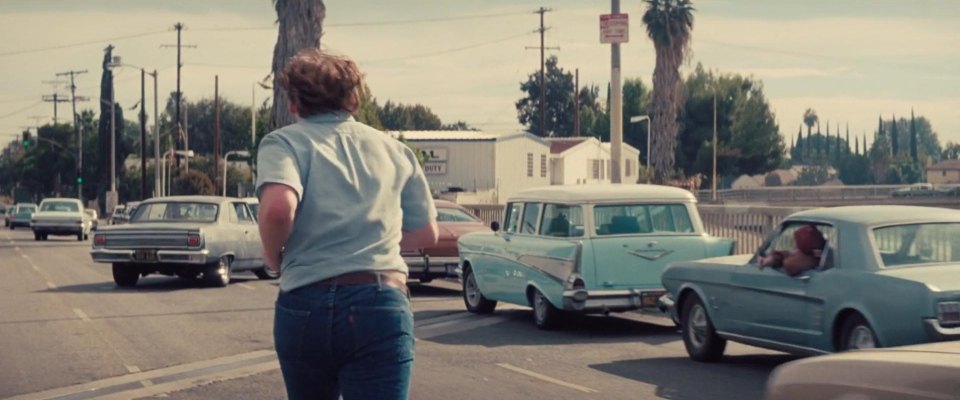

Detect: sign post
601,4,628,183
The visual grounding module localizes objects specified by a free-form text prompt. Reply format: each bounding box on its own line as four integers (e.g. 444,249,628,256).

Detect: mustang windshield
437,207,480,223
873,223,960,267
131,202,219,223
40,201,79,212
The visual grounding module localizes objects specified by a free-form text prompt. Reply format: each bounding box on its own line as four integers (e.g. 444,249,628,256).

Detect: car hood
877,264,960,292
439,222,488,240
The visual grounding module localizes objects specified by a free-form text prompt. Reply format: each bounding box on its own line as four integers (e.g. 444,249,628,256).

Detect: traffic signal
21,130,30,148
76,176,83,185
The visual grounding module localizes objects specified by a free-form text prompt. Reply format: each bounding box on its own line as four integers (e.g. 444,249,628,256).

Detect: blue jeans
274,281,415,400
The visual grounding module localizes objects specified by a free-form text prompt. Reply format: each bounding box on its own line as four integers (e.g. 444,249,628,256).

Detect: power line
362,30,534,64
0,30,167,58
190,10,529,32
0,101,43,120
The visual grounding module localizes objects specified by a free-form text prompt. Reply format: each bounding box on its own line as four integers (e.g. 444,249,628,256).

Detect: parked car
84,209,99,231
9,203,38,229
765,341,960,400
891,183,937,197
661,205,960,362
1,203,9,227
109,204,127,225
90,196,277,287
458,184,735,329
241,197,259,220
32,198,92,241
402,199,488,283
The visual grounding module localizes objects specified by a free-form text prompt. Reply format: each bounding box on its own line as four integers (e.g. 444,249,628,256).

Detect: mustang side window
503,203,523,234
520,203,541,234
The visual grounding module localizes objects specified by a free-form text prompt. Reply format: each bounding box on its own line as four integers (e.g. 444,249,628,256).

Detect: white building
388,131,552,203
548,137,642,185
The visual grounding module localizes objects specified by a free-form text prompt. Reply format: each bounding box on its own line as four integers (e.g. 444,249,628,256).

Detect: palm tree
269,0,326,130
642,0,695,183
802,108,818,138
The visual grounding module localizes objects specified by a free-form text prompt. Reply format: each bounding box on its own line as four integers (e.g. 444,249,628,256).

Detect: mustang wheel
462,267,496,314
681,294,726,362
532,289,565,330
34,232,41,241
112,263,139,287
254,267,279,280
76,232,84,241
203,257,232,287
840,314,878,351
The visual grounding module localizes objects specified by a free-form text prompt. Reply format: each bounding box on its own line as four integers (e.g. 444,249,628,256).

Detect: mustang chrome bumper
90,248,210,264
561,288,667,313
403,255,460,279
924,319,960,341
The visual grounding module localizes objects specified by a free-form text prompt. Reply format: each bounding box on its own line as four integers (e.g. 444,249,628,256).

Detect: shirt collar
302,111,355,124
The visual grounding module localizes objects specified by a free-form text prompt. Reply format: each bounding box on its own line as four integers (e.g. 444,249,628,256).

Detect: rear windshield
437,207,480,223
594,204,694,235
40,201,79,212
873,223,960,268
131,202,219,223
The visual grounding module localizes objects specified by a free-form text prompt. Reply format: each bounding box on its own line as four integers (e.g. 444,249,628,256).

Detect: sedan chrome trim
717,331,829,356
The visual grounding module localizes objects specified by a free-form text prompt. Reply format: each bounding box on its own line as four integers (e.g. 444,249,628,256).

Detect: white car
32,198,92,241
241,197,259,220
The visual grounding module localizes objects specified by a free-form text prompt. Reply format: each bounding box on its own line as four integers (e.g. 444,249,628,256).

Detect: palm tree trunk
269,0,326,130
650,44,684,184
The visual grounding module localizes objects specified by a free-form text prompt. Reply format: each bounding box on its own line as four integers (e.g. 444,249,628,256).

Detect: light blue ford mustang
661,205,960,362
457,185,735,329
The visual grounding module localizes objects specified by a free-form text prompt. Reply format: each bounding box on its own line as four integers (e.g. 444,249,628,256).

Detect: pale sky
1,0,958,148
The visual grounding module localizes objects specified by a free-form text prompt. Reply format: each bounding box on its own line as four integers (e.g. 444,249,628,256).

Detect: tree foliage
515,55,577,137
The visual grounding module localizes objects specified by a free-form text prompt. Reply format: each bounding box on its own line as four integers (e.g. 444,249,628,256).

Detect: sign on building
423,162,447,175
600,14,629,44
419,147,448,175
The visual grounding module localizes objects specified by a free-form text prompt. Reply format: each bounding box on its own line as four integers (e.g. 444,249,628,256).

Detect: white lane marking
45,281,57,289
496,363,600,394
125,365,141,373
237,283,256,290
73,308,92,322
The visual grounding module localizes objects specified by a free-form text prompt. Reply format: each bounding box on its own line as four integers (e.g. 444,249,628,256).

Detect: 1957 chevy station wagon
457,184,735,329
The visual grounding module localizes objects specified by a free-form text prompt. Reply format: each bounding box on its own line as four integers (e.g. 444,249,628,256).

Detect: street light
629,115,651,184
223,150,250,196
107,57,159,200
161,149,194,196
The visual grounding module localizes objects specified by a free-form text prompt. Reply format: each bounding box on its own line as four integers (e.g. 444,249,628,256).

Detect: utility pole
151,69,159,198
40,80,68,124
140,69,147,200
711,93,718,202
607,0,625,183
56,69,89,202
161,22,196,168
214,75,221,195
525,7,556,137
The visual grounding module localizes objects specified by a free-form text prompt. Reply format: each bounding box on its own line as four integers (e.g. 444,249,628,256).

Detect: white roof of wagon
509,184,696,203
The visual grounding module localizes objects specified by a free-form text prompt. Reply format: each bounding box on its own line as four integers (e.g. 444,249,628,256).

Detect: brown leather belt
314,270,408,294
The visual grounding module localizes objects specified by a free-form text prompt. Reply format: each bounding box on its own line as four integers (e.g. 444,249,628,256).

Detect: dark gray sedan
90,196,276,287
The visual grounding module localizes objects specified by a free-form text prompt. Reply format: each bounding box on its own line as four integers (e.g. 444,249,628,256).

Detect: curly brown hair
279,49,364,116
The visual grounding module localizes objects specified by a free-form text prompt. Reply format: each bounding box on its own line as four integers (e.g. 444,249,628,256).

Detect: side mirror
490,221,500,232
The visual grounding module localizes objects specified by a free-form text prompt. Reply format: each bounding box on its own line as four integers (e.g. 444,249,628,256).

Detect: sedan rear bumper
90,248,210,264
403,255,460,280
562,288,667,313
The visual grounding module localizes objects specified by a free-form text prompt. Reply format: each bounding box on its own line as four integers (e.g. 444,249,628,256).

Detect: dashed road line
46,281,57,289
237,283,256,290
496,363,600,394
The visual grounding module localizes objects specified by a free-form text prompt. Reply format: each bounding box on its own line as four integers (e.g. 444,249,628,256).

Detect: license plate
642,290,666,307
134,249,158,262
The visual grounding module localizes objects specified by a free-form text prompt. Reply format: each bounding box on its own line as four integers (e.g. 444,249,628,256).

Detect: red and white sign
600,13,629,44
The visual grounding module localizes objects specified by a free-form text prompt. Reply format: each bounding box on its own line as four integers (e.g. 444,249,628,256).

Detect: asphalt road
0,227,797,400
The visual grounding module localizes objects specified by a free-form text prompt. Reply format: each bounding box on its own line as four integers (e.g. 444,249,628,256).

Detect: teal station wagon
457,185,735,329
661,206,960,362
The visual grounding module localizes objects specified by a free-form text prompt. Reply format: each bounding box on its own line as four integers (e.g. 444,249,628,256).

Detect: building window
527,153,533,177
591,159,601,180
540,154,547,177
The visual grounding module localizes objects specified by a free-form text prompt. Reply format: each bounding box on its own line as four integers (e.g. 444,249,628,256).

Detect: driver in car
759,224,825,276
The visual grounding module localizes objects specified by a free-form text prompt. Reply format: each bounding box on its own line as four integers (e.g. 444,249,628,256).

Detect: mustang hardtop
458,184,735,329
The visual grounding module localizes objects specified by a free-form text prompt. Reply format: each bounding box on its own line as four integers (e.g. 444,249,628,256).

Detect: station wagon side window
503,202,523,234
594,203,694,235
520,203,542,234
539,204,584,237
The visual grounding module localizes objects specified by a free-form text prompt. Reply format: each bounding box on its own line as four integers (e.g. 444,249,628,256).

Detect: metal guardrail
697,184,960,204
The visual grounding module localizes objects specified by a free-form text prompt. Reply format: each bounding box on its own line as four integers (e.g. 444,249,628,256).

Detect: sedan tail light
93,234,105,246
938,302,960,326
187,234,201,247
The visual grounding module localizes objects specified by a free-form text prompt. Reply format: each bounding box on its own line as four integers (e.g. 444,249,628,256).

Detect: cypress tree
825,121,831,156
838,122,843,154
910,109,919,162
876,116,883,141
890,113,899,156
855,135,860,155
796,125,804,162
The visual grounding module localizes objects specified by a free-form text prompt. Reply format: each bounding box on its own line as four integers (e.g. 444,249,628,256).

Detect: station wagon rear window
131,202,219,223
540,204,584,237
594,204,693,235
872,223,960,267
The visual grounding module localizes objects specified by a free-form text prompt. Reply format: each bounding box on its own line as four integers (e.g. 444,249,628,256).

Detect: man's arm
258,183,298,272
400,221,439,251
